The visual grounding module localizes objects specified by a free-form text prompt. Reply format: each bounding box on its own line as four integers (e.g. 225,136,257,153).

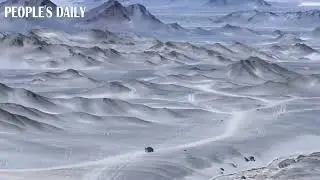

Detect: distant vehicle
145,147,154,153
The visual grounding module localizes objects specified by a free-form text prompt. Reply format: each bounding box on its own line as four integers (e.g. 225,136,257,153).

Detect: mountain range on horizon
0,0,187,33
0,0,319,34
80,0,166,30
206,0,271,7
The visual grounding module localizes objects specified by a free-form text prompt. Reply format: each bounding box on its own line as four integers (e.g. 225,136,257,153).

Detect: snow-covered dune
0,83,63,113
227,57,299,84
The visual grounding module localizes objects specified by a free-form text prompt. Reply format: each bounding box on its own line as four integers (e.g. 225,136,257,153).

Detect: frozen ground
0,0,320,180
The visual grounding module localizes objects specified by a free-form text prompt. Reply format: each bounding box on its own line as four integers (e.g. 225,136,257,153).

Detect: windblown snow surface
0,0,320,180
